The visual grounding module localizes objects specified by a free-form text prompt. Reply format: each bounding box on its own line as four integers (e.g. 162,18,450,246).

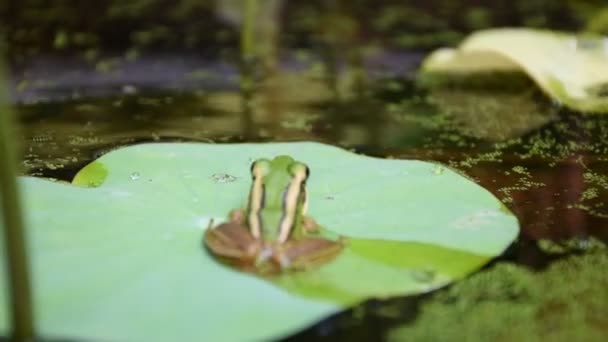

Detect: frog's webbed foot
302,216,320,234
276,237,344,270
254,246,274,266
271,248,292,271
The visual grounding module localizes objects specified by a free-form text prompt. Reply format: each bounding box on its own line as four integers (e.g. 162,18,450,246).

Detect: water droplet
432,165,444,175
211,173,237,183
130,172,140,180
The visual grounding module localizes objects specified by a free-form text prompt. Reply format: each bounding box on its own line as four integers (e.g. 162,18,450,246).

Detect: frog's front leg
302,216,320,234
228,208,246,224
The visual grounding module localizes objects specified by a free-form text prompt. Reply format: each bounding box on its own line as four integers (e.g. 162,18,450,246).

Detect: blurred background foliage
2,0,608,64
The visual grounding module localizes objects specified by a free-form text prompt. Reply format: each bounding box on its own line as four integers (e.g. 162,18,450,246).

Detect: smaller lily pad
274,238,487,305
422,28,608,113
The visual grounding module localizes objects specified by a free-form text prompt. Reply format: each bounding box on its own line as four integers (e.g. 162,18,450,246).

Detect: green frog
204,155,343,273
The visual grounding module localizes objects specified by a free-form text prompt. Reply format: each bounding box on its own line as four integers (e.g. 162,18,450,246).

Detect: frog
204,155,343,274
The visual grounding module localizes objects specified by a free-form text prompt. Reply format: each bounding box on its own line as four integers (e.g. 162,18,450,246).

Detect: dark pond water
10,48,608,341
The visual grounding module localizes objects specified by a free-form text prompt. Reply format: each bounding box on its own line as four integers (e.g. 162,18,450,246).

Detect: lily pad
422,28,608,113
0,142,518,341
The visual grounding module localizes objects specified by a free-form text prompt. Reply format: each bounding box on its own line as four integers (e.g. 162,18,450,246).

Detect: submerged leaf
423,28,608,113
0,142,518,341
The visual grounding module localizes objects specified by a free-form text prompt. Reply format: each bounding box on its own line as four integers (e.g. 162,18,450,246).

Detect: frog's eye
289,162,310,181
250,159,271,179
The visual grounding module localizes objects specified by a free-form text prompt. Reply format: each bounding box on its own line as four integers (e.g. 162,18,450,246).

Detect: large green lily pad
0,142,518,341
422,28,608,113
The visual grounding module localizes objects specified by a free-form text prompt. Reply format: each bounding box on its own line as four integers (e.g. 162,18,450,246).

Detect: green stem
241,0,256,63
0,61,35,340
240,0,257,137
240,0,257,95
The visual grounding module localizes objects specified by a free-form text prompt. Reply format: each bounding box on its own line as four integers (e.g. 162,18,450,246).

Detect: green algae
537,236,606,255
427,89,557,142
389,244,608,342
394,73,608,213
570,167,608,219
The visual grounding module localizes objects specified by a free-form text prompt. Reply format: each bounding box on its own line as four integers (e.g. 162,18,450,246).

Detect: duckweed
389,245,608,342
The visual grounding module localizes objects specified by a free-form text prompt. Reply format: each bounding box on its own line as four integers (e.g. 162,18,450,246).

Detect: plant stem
241,0,256,64
0,60,35,340
240,0,257,137
240,0,256,96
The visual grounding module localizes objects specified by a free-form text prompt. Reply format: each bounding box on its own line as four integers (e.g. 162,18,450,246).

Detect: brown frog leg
204,222,260,261
272,237,344,271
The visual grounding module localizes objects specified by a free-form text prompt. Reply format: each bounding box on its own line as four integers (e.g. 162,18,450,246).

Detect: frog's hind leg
274,237,344,270
204,222,260,260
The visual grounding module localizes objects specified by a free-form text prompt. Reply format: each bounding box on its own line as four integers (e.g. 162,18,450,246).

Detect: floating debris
211,173,238,183
432,165,445,175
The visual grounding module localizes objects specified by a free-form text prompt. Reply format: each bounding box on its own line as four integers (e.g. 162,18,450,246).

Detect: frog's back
260,209,284,240
253,155,301,240
263,165,292,210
